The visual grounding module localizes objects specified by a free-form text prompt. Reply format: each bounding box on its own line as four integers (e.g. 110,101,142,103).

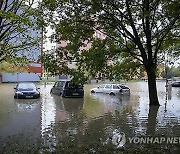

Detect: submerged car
14,82,40,99
118,84,131,94
50,80,84,98
171,81,180,87
90,84,130,95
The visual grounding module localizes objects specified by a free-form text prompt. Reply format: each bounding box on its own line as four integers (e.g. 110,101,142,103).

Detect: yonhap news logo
107,130,180,148
128,136,180,144
112,129,126,148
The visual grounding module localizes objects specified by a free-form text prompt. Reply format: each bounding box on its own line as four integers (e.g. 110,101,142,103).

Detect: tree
0,61,27,73
161,66,174,79
161,65,180,78
0,0,41,63
175,66,180,77
42,0,180,106
42,51,87,85
41,51,59,75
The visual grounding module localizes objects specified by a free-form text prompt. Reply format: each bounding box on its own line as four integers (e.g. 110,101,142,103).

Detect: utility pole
40,17,46,87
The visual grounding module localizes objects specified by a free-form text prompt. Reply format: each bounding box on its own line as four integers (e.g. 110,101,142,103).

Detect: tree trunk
147,105,159,135
146,66,160,106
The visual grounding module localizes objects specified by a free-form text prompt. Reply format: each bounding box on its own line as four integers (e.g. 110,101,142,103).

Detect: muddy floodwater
0,81,180,153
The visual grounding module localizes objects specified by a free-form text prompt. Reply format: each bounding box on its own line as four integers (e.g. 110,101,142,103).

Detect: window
54,82,58,87
113,85,120,89
18,83,36,91
119,85,129,89
99,85,105,89
105,84,112,89
66,82,82,89
55,81,65,87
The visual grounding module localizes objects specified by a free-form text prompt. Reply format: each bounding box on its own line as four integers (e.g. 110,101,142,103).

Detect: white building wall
67,62,77,69
2,73,41,82
55,75,73,81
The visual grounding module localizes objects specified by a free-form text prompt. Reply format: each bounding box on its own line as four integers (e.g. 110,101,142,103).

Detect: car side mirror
97,86,99,89
37,88,40,90
14,87,16,90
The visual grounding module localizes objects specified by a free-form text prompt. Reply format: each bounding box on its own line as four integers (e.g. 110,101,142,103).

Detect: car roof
105,84,119,85
98,84,119,86
18,82,35,85
17,82,36,88
56,80,71,82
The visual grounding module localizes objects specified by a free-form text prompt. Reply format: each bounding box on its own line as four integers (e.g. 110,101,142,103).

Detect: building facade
1,62,42,82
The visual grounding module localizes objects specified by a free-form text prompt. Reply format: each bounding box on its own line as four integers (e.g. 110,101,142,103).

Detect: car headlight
16,91,23,95
34,91,40,95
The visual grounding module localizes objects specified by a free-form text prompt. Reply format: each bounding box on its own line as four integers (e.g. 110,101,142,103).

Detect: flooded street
0,81,180,153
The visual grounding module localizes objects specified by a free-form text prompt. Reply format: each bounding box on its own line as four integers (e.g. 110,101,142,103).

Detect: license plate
26,96,33,98
73,93,79,95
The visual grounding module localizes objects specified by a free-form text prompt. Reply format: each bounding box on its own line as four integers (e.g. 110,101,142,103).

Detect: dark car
14,82,40,99
50,80,84,98
171,81,180,87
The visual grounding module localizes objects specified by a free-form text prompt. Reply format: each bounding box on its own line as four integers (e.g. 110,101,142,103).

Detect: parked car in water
171,81,180,87
14,82,40,99
118,84,131,94
50,80,84,98
90,92,130,105
90,84,130,95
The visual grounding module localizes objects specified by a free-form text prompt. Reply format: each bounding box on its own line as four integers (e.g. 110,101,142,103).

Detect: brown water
0,81,180,153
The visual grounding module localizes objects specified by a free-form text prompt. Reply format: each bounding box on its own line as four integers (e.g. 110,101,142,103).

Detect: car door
56,81,66,95
96,84,105,93
104,84,112,94
112,84,121,94
52,81,65,95
51,82,58,94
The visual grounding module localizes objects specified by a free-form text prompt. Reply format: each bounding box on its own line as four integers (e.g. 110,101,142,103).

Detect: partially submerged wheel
109,92,115,96
61,92,66,98
91,90,95,93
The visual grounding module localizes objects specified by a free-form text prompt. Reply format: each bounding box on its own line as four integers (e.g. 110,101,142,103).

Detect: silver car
90,84,130,95
14,82,40,99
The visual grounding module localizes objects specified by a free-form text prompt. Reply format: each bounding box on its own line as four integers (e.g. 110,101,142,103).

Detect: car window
113,85,120,89
105,84,112,89
99,85,105,89
54,82,58,87
58,81,66,87
119,85,129,89
54,81,66,87
66,82,83,89
18,83,36,90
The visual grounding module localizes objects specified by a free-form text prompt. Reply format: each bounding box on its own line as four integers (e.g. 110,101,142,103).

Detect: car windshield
66,82,83,89
55,81,66,87
119,85,129,89
99,85,105,88
17,83,36,91
113,85,120,89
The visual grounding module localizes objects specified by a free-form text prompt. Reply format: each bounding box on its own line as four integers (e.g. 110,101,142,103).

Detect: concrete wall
55,75,73,81
173,77,180,81
2,73,41,82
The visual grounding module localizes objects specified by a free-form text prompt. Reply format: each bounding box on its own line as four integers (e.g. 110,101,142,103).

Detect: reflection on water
15,99,41,112
0,81,180,152
147,106,159,135
41,86,56,133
